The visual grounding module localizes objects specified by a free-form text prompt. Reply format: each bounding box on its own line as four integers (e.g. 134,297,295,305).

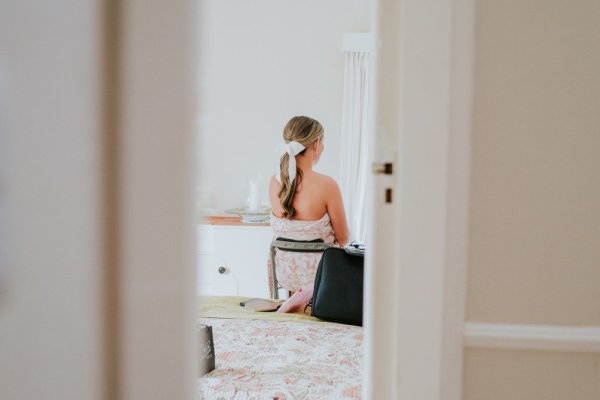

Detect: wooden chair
269,238,331,299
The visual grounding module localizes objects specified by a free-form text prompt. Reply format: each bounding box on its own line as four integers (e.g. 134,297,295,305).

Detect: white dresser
196,218,273,298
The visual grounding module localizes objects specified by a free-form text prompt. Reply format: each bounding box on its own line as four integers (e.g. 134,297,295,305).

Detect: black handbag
311,247,364,326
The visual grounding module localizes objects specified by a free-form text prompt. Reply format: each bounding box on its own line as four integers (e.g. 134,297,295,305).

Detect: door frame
106,1,198,399
364,0,474,399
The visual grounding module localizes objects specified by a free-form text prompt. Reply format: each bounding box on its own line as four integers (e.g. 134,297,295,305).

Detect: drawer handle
218,266,226,274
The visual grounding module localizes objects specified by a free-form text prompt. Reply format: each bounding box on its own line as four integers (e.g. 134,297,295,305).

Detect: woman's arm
324,177,350,246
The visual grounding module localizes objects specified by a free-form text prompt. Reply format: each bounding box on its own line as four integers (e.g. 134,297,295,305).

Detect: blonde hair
278,116,324,219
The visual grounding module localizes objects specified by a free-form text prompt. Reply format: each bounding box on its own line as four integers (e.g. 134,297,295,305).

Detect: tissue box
198,324,215,376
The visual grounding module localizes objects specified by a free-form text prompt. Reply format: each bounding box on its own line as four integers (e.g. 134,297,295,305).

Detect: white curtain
339,51,370,242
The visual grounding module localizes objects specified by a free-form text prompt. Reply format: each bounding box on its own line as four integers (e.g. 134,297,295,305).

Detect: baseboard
464,322,600,353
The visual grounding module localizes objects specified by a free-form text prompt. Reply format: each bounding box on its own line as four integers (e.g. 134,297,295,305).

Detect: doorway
194,0,473,399
195,1,377,398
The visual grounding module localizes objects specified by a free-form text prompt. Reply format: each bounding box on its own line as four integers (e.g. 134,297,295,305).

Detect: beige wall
464,349,600,400
465,0,600,398
468,0,600,326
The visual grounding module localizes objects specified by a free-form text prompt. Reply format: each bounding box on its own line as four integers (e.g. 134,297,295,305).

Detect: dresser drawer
196,223,273,298
196,253,238,296
197,225,215,253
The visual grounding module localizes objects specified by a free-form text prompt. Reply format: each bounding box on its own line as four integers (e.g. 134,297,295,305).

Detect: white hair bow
276,141,305,183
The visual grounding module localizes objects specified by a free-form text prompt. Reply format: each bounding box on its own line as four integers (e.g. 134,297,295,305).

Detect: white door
364,0,473,399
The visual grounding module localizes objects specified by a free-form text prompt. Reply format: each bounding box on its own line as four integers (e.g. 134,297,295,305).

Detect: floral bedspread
197,317,363,400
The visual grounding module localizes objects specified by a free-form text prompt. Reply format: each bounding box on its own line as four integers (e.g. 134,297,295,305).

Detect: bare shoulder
312,172,340,193
312,171,336,186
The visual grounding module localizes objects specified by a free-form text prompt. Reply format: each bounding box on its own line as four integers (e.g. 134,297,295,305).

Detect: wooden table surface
202,215,270,227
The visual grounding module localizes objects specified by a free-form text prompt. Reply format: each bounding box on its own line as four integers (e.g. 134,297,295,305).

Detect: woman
268,115,349,299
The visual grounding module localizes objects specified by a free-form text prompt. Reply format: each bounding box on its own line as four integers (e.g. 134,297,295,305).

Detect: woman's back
270,170,348,246
269,170,328,221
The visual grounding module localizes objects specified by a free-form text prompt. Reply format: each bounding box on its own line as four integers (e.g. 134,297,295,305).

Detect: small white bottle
248,179,260,211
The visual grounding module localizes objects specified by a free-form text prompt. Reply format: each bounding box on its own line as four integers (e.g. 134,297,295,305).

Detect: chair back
269,238,331,299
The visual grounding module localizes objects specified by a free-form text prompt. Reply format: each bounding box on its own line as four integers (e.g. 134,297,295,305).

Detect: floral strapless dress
268,213,338,296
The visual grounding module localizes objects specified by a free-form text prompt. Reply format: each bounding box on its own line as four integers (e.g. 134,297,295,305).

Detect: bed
196,296,363,399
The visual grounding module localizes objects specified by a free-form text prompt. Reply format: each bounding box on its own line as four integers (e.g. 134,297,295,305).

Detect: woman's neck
296,155,314,172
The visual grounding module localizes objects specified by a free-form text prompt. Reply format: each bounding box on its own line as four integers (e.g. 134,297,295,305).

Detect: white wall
197,0,371,210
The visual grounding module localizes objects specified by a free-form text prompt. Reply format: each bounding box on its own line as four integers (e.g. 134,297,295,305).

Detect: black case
311,248,364,326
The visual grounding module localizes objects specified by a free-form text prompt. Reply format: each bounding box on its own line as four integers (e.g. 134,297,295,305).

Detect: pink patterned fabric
268,213,337,296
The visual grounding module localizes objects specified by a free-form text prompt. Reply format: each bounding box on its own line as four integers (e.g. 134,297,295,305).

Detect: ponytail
278,153,303,219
